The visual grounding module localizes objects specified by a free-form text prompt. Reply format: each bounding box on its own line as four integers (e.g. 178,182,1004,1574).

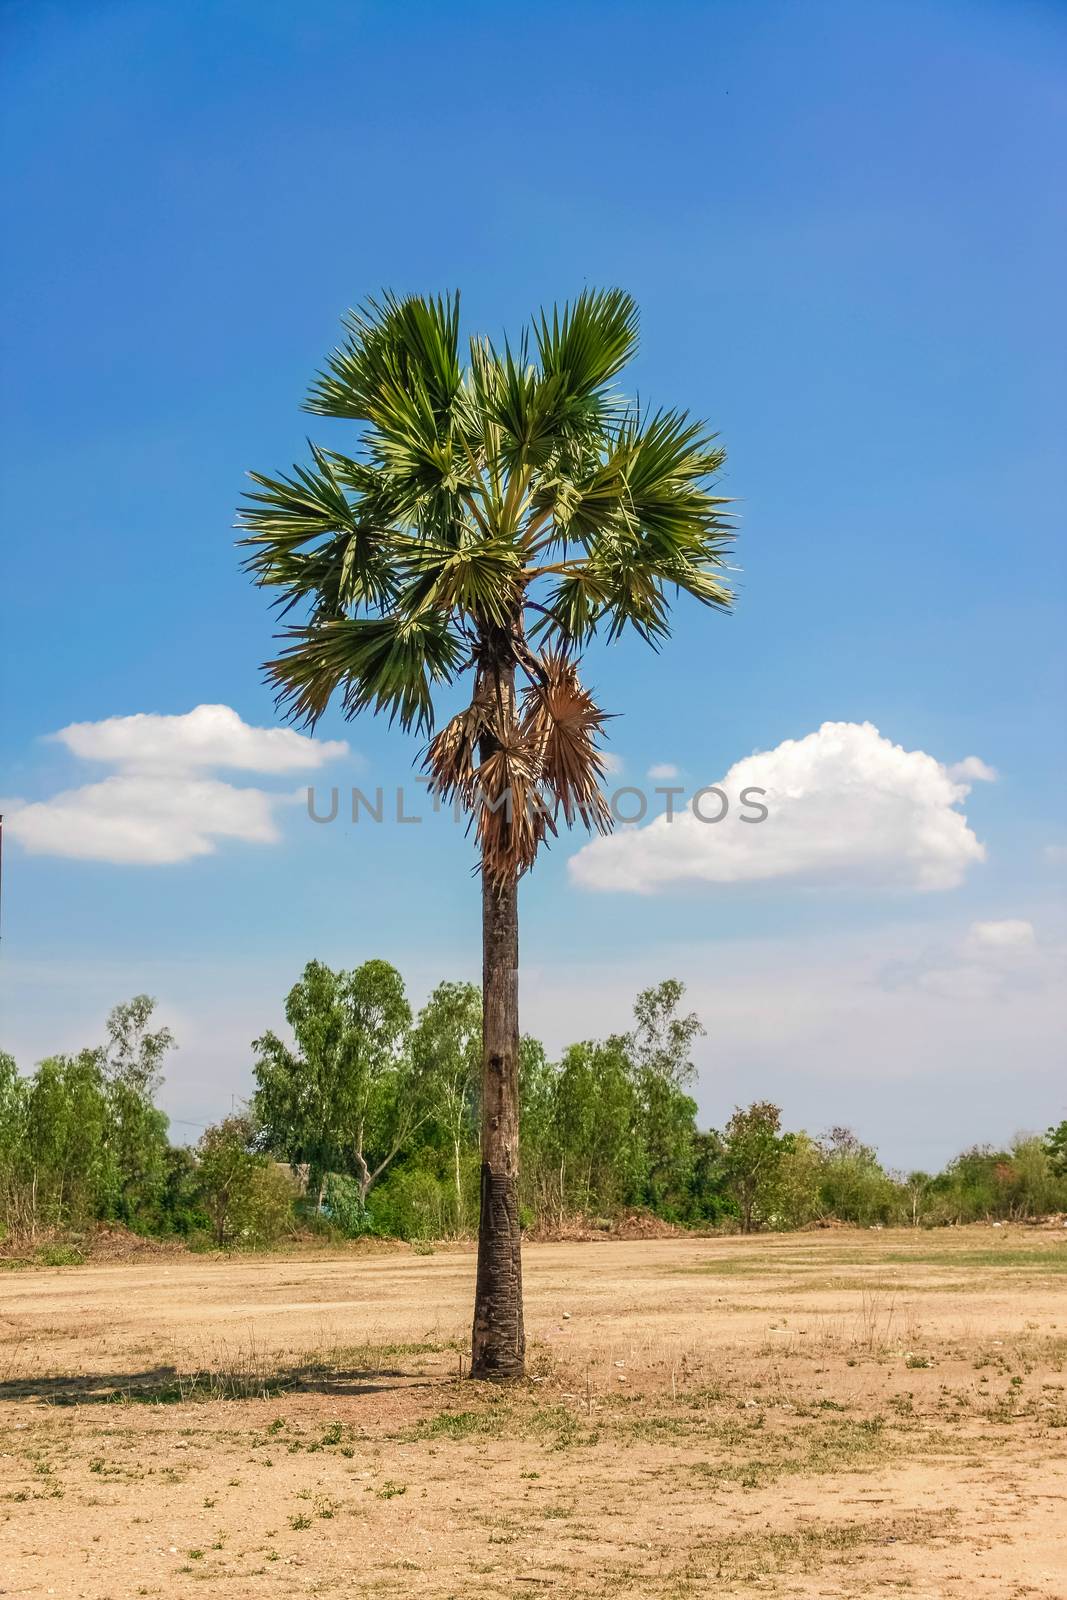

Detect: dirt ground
1,1229,1065,1598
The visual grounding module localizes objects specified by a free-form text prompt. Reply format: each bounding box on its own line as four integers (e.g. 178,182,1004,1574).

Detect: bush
923,1143,1066,1224
322,1173,373,1238
194,1116,296,1248
369,1168,450,1240
35,1244,84,1267
817,1128,899,1226
775,1134,825,1229
242,1163,298,1247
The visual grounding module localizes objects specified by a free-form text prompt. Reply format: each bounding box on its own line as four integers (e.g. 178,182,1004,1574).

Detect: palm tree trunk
470,864,525,1379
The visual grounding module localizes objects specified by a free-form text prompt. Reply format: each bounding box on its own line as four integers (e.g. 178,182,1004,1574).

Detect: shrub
369,1168,450,1240
242,1162,298,1247
322,1173,373,1238
194,1116,296,1248
36,1244,85,1267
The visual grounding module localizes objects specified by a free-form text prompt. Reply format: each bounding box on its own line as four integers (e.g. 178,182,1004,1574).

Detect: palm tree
238,289,733,1379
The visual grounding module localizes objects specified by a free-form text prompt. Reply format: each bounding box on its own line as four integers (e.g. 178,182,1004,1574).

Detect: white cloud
6,775,282,864
648,762,681,780
571,721,989,895
600,751,624,776
967,918,1035,951
947,755,998,784
910,918,1048,1002
52,703,347,774
4,704,347,865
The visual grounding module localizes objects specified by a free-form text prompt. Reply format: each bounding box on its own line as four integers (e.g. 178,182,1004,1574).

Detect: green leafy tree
411,981,481,1232
550,1037,642,1222
929,1145,1006,1224
902,1170,933,1228
154,1144,205,1236
628,980,704,1212
996,1135,1062,1219
1045,1121,1067,1180
101,996,175,1227
104,995,175,1095
817,1126,897,1226
239,288,733,1377
369,1159,452,1242
194,1115,295,1248
721,1101,787,1233
686,1129,731,1223
24,1051,113,1230
517,1036,558,1225
0,999,178,1239
516,983,705,1229
252,959,420,1211
775,1132,825,1230
194,1117,258,1246
0,1052,31,1239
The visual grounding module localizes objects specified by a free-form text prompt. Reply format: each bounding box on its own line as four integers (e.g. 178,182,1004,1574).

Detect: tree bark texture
470,863,525,1378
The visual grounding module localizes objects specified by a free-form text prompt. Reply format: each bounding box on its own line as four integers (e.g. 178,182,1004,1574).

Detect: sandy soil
1,1228,1065,1598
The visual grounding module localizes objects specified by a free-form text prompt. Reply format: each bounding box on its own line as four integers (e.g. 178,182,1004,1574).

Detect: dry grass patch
2,1231,1066,1598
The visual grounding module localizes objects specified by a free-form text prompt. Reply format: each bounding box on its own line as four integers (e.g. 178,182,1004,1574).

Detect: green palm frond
488,340,558,471
397,535,524,629
241,286,736,878
645,555,734,612
534,288,639,407
240,446,357,543
620,408,729,541
238,445,397,614
265,613,465,733
528,403,734,643
305,291,461,422
531,567,613,645
591,549,674,646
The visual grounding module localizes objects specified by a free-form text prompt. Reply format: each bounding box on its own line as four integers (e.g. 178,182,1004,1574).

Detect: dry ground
1,1229,1065,1598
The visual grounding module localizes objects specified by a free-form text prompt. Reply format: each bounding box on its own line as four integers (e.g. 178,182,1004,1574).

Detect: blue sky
1,0,1064,1167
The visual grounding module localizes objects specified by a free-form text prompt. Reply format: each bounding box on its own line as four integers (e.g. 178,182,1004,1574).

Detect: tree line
2,964,1065,1252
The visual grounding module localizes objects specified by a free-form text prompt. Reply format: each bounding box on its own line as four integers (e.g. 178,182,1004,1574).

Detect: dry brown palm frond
422,661,511,807
424,690,554,883
423,701,487,809
424,653,610,883
522,653,613,833
474,729,555,883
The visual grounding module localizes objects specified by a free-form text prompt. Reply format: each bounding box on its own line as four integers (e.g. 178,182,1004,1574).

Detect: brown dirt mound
526,1209,682,1243
0,1223,190,1266
88,1224,191,1261
612,1208,683,1239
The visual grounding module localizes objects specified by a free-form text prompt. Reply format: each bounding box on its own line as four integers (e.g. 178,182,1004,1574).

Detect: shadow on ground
0,1364,437,1404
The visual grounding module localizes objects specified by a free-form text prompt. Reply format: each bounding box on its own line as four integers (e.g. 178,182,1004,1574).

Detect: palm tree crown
238,289,733,878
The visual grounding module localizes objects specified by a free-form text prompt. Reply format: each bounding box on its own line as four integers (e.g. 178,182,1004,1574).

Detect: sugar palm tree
239,289,733,1379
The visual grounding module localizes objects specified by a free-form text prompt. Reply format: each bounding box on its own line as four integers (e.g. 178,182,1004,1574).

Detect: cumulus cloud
7,775,282,864
947,755,998,784
52,703,346,774
4,704,347,865
647,762,681,780
571,720,990,894
600,751,624,776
